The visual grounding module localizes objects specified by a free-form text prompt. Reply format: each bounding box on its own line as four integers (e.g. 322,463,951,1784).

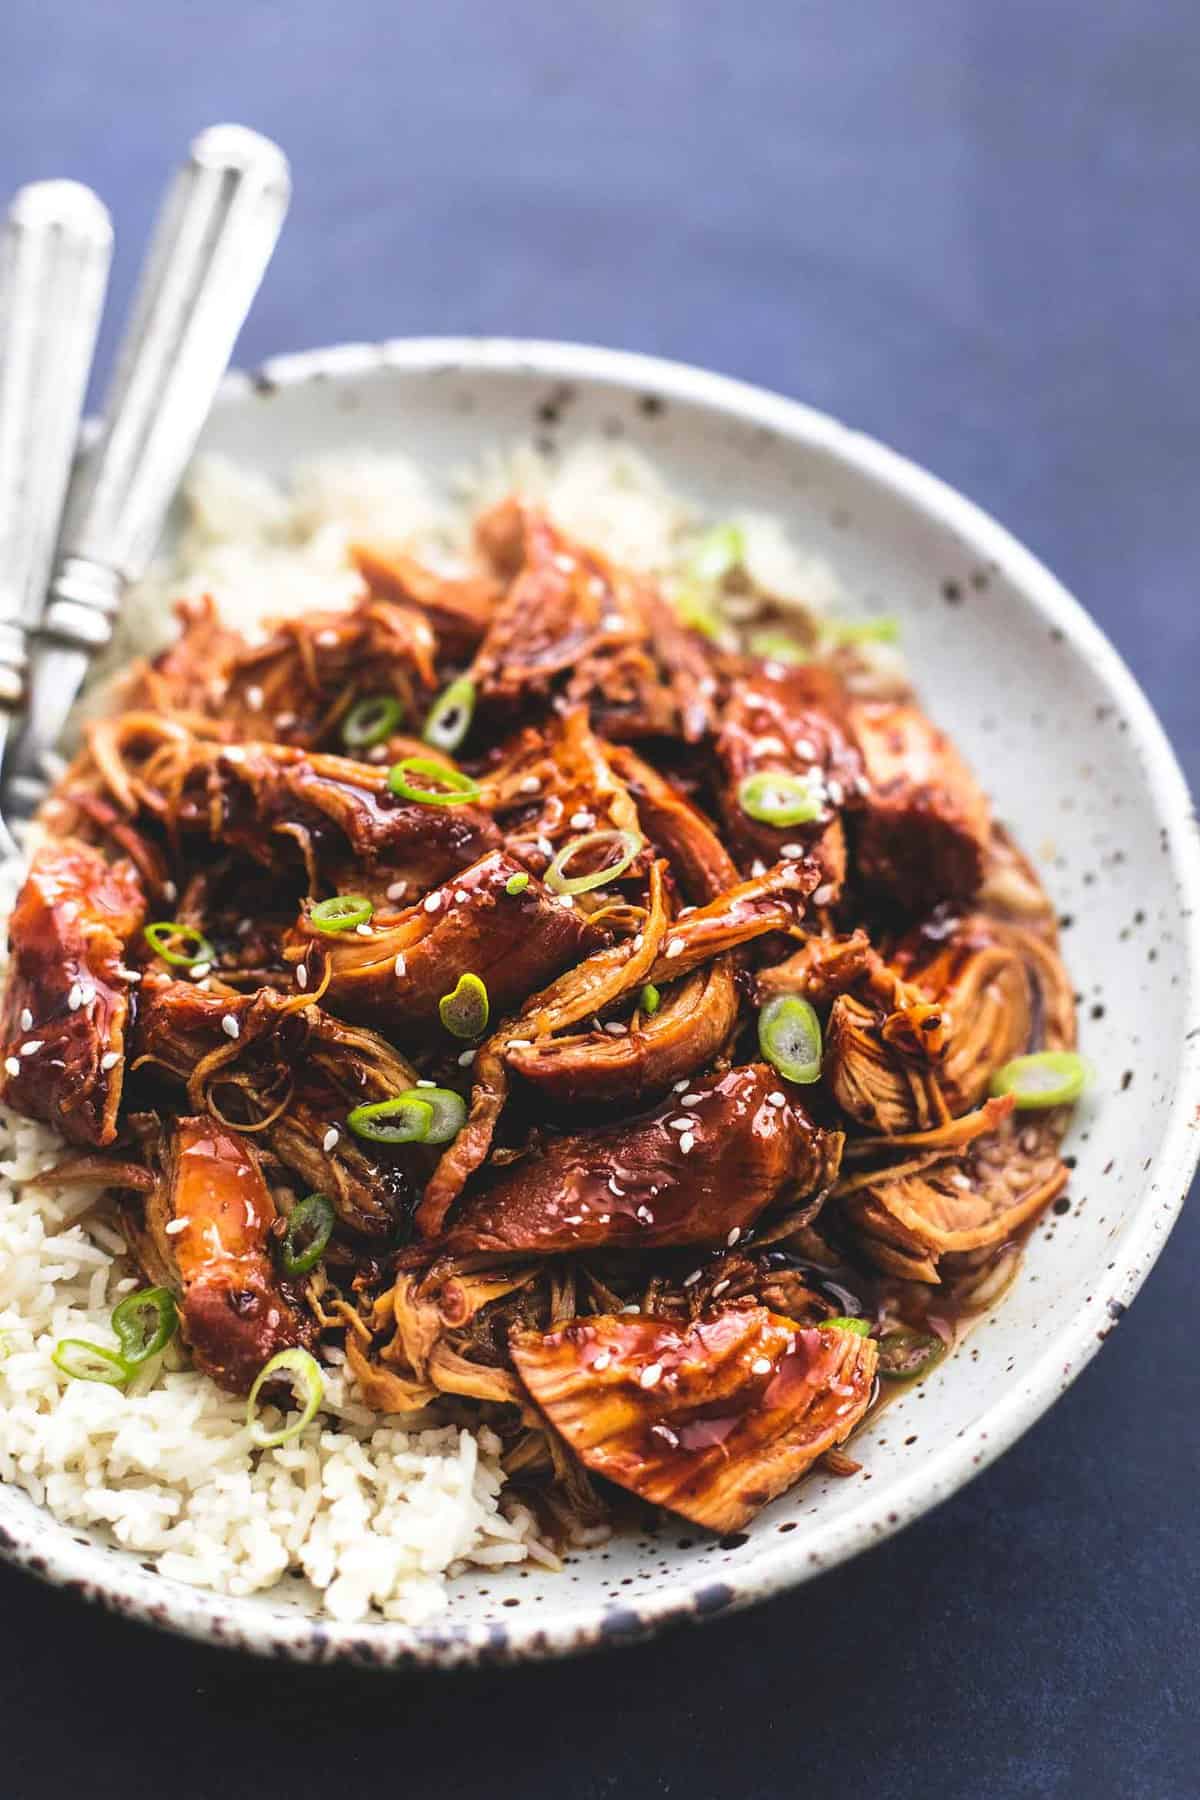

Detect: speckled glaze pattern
1,339,1196,1668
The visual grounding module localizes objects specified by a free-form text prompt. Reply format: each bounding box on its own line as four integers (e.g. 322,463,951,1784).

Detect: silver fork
0,181,113,854
1,124,291,826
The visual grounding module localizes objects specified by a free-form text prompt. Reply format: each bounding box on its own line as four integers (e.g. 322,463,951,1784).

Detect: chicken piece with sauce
121,1116,314,1393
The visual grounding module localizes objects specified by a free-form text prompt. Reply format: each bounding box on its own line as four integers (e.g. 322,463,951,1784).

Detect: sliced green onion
52,1339,130,1386
411,1087,468,1145
346,1093,434,1145
310,893,373,934
439,973,489,1039
342,693,404,750
824,1315,871,1336
639,983,661,1017
687,522,745,585
877,1327,946,1381
989,1051,1089,1110
247,1346,324,1449
758,994,823,1085
672,583,725,642
824,616,901,646
748,628,811,665
738,770,823,827
545,828,642,896
505,871,530,896
280,1194,336,1277
112,1287,178,1366
423,677,476,754
387,756,481,806
143,921,214,968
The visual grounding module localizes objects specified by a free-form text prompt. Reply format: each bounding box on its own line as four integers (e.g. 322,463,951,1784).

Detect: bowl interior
2,342,1195,1665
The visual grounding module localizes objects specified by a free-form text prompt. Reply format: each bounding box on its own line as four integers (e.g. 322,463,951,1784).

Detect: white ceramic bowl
2,339,1197,1666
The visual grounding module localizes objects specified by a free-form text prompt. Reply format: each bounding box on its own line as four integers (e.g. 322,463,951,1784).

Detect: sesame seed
458,1048,476,1066
679,1132,695,1154
20,1040,44,1056
424,893,442,913
296,965,308,990
768,1090,787,1107
651,1423,681,1448
673,1079,689,1093
235,919,253,936
639,1362,664,1389
79,984,96,1008
100,1051,120,1071
520,776,541,794
454,888,469,904
386,880,408,901
593,1350,612,1371
506,1038,532,1050
603,1021,627,1036
711,1278,731,1297
683,1269,703,1287
368,745,388,762
394,954,407,978
569,810,595,829
537,836,554,859
682,1093,702,1107
245,685,264,711
812,883,835,906
67,984,83,1012
607,1176,625,1196
826,779,844,807
726,1227,741,1247
416,1079,436,1088
780,842,804,860
223,746,246,764
752,1357,773,1375
854,773,871,796
665,938,684,958
163,880,178,903
622,1303,641,1314
751,859,767,878
354,922,373,937
4,1058,19,1078
18,1009,31,1032
631,933,644,950
164,1218,189,1236
636,1204,654,1223
190,961,212,979
275,712,297,730
678,905,695,917
316,628,339,646
553,553,574,574
556,894,575,909
221,1014,240,1039
794,738,817,760
322,1128,339,1152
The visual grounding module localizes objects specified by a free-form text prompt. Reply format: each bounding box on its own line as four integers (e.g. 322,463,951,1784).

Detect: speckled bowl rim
1,336,1196,1667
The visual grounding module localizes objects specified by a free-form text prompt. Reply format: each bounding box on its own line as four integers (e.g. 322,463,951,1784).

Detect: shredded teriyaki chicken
0,496,1082,1539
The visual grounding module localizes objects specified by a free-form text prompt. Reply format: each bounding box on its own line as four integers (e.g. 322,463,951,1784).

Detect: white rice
0,439,841,1622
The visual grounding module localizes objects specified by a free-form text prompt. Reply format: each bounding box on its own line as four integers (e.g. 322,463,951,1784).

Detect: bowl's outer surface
1,339,1196,1667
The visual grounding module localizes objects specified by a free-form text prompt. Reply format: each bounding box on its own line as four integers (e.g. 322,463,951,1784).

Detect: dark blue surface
2,5,1196,1796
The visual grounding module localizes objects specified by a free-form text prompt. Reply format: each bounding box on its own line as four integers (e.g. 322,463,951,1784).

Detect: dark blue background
2,5,1196,1796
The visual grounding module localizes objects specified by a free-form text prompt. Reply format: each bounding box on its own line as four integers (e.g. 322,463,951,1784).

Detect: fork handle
0,182,112,702
41,124,291,654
